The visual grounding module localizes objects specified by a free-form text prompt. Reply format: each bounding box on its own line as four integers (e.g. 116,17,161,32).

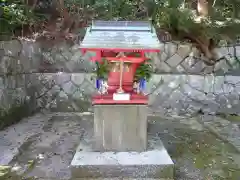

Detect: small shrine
80,20,161,104
71,21,174,179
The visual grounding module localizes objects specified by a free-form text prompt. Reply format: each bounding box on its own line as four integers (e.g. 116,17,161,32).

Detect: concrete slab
74,178,167,180
71,138,174,179
71,150,173,166
71,150,173,178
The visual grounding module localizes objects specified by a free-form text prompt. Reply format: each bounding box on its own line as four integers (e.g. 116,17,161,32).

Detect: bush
0,0,47,39
0,98,33,130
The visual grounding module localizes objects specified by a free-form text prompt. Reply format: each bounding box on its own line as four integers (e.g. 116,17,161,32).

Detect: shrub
0,98,33,130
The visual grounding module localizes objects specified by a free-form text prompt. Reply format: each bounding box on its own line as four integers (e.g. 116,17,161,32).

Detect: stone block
93,105,147,151
71,118,174,179
165,54,182,67
177,43,192,58
164,42,177,57
71,150,174,179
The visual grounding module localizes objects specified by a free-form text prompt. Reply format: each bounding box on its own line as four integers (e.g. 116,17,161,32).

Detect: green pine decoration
134,59,153,82
94,58,111,80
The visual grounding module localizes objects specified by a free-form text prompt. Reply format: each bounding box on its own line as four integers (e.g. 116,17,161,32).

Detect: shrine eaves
80,20,162,51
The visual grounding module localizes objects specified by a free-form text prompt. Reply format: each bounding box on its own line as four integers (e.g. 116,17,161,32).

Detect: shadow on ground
0,113,240,180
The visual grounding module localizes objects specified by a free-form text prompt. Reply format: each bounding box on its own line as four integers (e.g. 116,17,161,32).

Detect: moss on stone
0,99,34,130
26,160,35,171
217,113,240,122
0,166,11,180
169,128,240,179
156,165,174,179
226,115,240,122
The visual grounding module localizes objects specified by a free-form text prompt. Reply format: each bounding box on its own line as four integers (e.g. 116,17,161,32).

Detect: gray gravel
0,112,240,180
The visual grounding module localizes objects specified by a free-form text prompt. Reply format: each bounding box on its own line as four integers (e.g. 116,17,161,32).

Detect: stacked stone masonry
1,39,240,115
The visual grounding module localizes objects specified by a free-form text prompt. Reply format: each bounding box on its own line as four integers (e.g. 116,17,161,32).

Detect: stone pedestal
71,104,174,179
94,105,147,151
71,136,174,179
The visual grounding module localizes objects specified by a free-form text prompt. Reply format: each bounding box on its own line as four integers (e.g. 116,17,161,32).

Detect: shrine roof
80,20,161,50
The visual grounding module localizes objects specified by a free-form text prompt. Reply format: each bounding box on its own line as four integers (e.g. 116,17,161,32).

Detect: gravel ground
0,112,240,180
199,114,240,152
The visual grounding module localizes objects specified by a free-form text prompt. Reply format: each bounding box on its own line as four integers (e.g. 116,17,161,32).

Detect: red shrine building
79,21,161,104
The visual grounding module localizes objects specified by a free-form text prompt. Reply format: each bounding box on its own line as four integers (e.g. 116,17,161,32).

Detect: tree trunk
52,0,74,32
52,0,65,16
197,0,208,17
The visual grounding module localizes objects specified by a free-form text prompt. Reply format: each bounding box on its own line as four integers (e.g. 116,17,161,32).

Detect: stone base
71,139,174,179
71,178,168,180
94,105,148,151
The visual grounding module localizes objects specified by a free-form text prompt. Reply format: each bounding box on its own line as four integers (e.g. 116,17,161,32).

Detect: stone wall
0,75,27,108
1,40,240,75
21,73,240,116
148,42,240,75
1,39,240,115
2,73,240,116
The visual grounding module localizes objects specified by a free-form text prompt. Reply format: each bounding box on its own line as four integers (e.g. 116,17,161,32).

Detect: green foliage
0,98,32,130
92,0,139,20
1,0,240,61
94,58,111,79
161,0,240,41
134,59,153,82
0,0,46,37
63,0,240,49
